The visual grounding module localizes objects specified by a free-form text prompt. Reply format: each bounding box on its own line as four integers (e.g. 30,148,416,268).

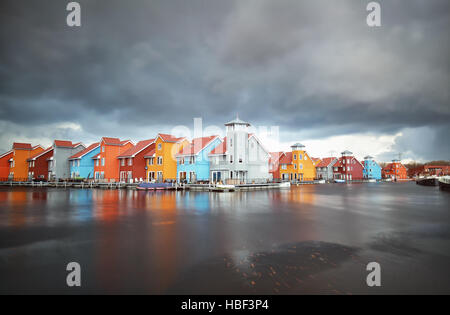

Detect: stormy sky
0,0,449,162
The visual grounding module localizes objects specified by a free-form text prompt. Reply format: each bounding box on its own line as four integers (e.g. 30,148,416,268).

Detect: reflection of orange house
9,143,44,181
382,160,408,180
0,150,13,180
93,137,134,181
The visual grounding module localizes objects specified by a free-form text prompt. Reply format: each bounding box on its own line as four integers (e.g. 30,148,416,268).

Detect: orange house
146,134,188,182
9,143,44,181
0,149,13,180
93,137,134,181
382,159,408,180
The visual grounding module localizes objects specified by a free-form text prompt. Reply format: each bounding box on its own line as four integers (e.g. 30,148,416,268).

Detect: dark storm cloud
0,0,449,160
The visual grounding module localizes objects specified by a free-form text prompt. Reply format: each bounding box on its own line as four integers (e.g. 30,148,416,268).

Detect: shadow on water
167,241,359,294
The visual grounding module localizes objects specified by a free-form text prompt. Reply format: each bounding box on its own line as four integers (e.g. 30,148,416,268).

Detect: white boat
334,179,346,183
278,182,291,188
216,184,236,189
316,179,326,184
367,179,376,183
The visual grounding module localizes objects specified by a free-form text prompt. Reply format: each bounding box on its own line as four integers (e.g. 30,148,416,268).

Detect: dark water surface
0,182,449,294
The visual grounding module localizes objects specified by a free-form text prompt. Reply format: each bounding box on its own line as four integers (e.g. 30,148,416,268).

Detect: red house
0,150,13,180
382,160,408,180
269,152,285,180
333,150,364,181
27,147,54,180
117,139,155,182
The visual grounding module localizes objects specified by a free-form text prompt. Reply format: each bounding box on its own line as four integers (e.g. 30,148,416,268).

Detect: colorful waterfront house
315,157,338,181
362,156,382,180
68,142,101,179
93,137,134,181
145,134,188,182
27,146,54,180
0,149,13,180
279,143,317,182
175,135,222,183
9,143,44,181
332,150,364,181
382,159,408,180
45,140,86,180
269,152,286,180
208,117,271,184
117,139,155,183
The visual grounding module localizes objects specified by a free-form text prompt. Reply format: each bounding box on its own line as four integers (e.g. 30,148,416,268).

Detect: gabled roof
27,147,53,161
316,157,337,168
0,150,13,159
279,152,293,164
176,136,220,157
69,142,100,160
13,142,32,150
101,137,133,146
118,139,155,158
157,133,186,143
54,140,73,147
248,133,270,155
269,152,285,163
209,137,227,155
224,116,250,126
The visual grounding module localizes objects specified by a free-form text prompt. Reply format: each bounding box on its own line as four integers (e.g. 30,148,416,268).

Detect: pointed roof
316,157,337,168
224,115,250,126
118,139,155,158
269,152,285,163
176,136,220,157
279,152,293,164
101,137,133,146
69,142,100,160
0,150,13,159
54,140,74,147
27,146,53,161
209,137,227,155
157,133,186,143
144,148,156,158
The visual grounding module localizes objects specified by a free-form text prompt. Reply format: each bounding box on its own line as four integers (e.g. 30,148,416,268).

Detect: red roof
118,139,155,158
158,133,185,143
316,157,337,168
209,137,227,155
54,140,74,147
279,152,293,164
13,142,32,150
269,152,284,163
176,136,219,157
69,142,100,159
101,137,132,146
144,148,156,158
28,147,53,161
0,150,13,159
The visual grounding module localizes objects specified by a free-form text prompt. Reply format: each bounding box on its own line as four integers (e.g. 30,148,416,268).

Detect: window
299,154,302,160
121,159,125,166
294,164,297,169
281,164,287,170
101,158,105,166
180,157,184,164
294,154,297,160
77,160,80,167
158,143,162,150
102,146,105,152
128,158,132,166
96,160,99,167
190,156,195,164
230,138,233,147
304,155,307,160
300,164,303,170
157,156,163,165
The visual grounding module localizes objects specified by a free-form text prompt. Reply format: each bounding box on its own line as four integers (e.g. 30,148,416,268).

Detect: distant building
269,152,285,180
68,142,101,179
208,117,270,184
176,135,222,183
94,137,134,181
333,150,364,181
0,150,13,180
9,143,44,181
382,159,408,180
408,164,450,177
49,140,85,180
279,143,317,181
27,146,54,180
117,139,155,183
362,156,382,180
316,157,338,181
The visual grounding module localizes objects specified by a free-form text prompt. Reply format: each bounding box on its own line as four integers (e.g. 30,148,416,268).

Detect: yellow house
279,143,316,181
145,134,188,182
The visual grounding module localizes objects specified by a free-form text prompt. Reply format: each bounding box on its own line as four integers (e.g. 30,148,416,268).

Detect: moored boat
438,176,450,192
334,179,346,183
416,177,438,186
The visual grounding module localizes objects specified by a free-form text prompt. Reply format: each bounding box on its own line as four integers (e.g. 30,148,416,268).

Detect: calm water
0,182,449,294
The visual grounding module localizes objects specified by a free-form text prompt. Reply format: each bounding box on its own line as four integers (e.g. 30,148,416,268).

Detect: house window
101,158,105,166
294,164,297,169
121,159,125,166
95,160,99,167
128,158,132,166
157,156,163,165
102,146,105,152
299,154,302,160
281,164,287,170
77,160,80,167
294,154,297,160
158,143,162,150
304,156,307,160
230,138,233,147
300,164,303,170
190,156,195,164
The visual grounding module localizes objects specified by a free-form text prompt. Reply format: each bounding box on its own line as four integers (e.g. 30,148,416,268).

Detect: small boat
334,179,346,183
278,182,291,188
367,179,377,183
416,177,438,187
438,176,450,192
316,179,326,184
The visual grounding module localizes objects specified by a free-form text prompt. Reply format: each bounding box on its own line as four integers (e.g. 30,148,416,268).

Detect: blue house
363,155,382,180
68,142,100,179
176,136,222,183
